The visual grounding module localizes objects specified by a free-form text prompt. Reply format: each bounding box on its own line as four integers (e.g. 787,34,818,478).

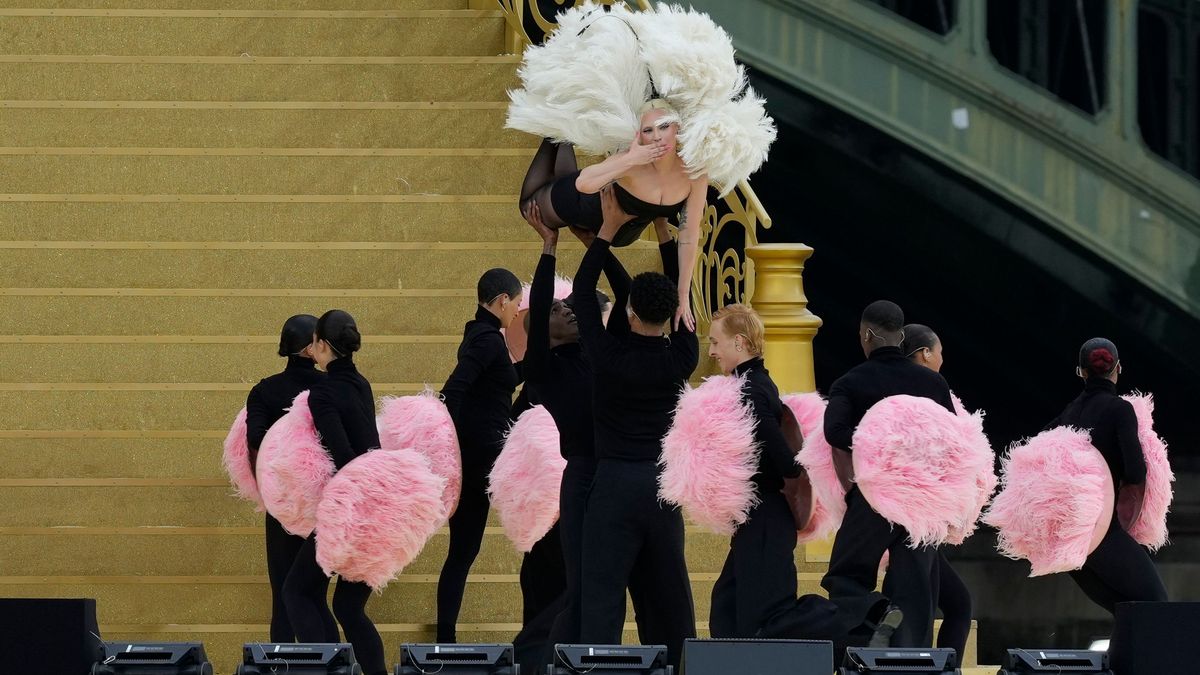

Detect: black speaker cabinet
681,638,833,675
549,644,669,675
998,648,1110,673
92,642,212,675
0,598,103,675
238,643,360,675
840,647,959,674
398,643,518,675
1109,601,1200,675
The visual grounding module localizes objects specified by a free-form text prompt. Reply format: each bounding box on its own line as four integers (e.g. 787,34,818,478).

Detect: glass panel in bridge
1137,0,1200,181
862,0,957,36
986,0,1108,116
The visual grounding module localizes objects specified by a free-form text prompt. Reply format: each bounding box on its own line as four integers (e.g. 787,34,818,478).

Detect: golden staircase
0,1,981,672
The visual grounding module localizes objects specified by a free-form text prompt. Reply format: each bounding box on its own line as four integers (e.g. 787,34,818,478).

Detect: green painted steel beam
690,0,1200,315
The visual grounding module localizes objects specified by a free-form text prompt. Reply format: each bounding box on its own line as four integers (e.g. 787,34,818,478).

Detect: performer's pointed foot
868,606,903,648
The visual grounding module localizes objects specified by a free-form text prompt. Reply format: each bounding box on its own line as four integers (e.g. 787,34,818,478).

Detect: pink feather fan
315,449,447,590
782,393,843,542
1118,393,1173,551
222,406,264,510
377,391,462,521
257,390,334,537
852,395,996,548
984,426,1114,576
659,374,759,536
489,405,568,553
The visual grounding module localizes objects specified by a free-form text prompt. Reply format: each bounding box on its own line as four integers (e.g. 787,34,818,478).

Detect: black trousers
545,457,598,651
580,459,695,669
1069,516,1168,614
437,450,497,642
711,493,887,650
934,553,972,658
265,513,307,642
822,486,938,647
282,537,386,675
513,524,567,673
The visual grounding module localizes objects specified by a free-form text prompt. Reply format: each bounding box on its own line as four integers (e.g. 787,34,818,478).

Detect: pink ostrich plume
852,395,996,548
489,406,567,552
377,390,462,521
1118,393,1174,551
257,390,334,537
984,426,1114,576
316,449,447,590
222,406,264,510
660,374,760,536
783,392,843,542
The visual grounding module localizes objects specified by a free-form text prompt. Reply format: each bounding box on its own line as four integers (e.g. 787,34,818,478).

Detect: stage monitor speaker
237,643,360,675
840,647,959,674
997,649,1110,674
396,643,518,675
681,638,833,675
0,598,103,675
91,642,212,675
1109,601,1200,674
549,644,670,675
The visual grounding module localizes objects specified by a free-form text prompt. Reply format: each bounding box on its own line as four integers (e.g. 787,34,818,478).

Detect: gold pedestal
746,243,823,394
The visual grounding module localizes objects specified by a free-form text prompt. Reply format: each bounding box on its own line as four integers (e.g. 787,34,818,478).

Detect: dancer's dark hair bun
316,309,362,357
278,314,318,357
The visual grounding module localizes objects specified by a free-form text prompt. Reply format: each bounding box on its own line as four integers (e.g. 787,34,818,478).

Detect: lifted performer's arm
674,175,708,331
575,133,667,194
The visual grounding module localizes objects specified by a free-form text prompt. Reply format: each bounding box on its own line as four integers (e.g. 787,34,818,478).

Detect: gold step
0,59,517,101
0,243,662,290
0,576,782,625
0,292,480,335
0,339,460,383
0,154,531,195
0,528,745,576
0,14,504,57
0,1,469,8
0,201,532,242
0,108,525,147
1,436,232,479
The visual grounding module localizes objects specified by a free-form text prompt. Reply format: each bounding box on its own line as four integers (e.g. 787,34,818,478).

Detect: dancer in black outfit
281,310,386,675
574,187,698,669
437,269,523,643
1045,338,1167,613
705,304,896,653
821,301,955,648
245,314,328,643
901,324,972,658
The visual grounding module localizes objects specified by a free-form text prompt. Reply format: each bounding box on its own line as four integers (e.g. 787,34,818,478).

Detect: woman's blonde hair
711,303,764,356
638,98,680,124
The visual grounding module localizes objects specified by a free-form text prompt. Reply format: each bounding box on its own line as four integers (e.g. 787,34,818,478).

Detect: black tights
282,537,387,675
265,513,307,642
1069,517,1168,614
519,138,578,229
436,461,493,642
935,553,972,658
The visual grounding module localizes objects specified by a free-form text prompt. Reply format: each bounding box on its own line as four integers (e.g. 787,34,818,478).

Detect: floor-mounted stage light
548,644,670,675
998,648,1111,674
396,643,518,675
236,643,360,675
839,647,959,674
91,641,213,675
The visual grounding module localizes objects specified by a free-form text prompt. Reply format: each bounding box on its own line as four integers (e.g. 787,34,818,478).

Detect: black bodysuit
1048,377,1166,614
550,172,686,247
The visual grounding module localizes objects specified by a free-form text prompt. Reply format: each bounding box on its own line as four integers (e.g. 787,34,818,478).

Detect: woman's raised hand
625,132,667,165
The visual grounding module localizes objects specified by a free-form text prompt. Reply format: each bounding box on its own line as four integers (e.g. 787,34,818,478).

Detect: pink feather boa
984,426,1114,576
852,395,996,548
783,393,843,542
315,450,447,590
257,391,334,537
659,374,759,536
489,406,567,552
1118,393,1174,551
377,391,462,520
222,406,264,511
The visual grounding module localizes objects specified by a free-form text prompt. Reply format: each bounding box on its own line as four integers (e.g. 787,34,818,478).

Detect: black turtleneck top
1047,377,1145,487
308,357,379,470
441,305,520,457
732,357,803,494
572,239,699,461
823,345,955,452
245,356,326,470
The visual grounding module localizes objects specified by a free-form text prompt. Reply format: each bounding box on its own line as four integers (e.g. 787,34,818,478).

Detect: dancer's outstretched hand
522,202,557,248
674,302,696,333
